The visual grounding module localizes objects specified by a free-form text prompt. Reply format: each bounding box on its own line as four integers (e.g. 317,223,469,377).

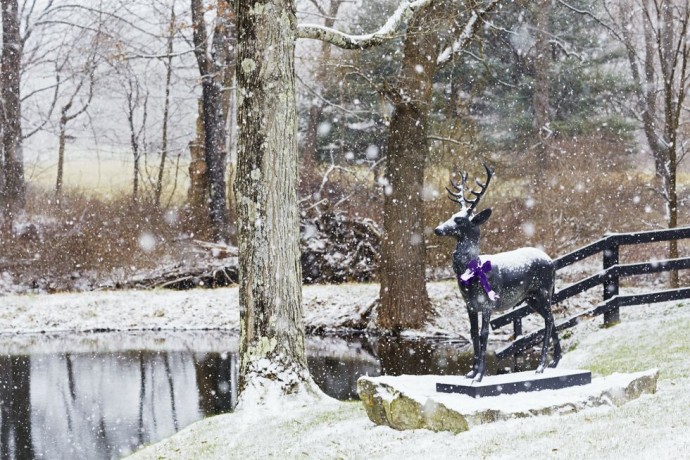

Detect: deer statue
435,164,561,382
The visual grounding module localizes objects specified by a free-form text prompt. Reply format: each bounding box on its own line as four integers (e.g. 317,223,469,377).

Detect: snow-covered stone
357,368,659,433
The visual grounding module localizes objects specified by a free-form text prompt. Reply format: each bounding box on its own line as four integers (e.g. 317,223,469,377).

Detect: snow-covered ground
0,281,470,337
128,298,690,459
3,275,686,458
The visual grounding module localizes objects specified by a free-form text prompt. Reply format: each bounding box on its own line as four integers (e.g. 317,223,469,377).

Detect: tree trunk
235,0,313,401
129,110,141,202
188,101,209,224
201,79,229,241
378,103,433,330
301,1,341,173
378,3,447,331
155,2,176,207
55,115,67,200
191,0,230,242
533,0,552,169
1,0,25,220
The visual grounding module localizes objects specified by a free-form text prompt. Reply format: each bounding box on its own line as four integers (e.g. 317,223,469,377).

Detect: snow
4,278,690,458
129,292,690,459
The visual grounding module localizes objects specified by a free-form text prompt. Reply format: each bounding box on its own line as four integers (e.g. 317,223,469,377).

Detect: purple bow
458,259,499,301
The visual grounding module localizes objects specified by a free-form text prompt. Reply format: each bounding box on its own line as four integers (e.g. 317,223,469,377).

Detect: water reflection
0,333,536,459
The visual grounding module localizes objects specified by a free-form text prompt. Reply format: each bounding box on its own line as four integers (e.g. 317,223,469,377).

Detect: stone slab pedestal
436,369,592,397
357,368,658,434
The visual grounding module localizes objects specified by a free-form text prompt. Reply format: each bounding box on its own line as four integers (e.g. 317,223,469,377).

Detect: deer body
435,166,561,382
454,248,555,313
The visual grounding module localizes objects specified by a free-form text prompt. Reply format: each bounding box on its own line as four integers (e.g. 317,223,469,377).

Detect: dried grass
0,189,206,290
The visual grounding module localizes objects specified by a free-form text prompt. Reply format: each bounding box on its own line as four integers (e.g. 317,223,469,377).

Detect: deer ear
471,208,492,226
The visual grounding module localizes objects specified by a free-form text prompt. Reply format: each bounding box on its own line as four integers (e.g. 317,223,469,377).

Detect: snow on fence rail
493,226,690,359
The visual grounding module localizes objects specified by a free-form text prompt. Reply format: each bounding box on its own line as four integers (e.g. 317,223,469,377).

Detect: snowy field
124,297,690,459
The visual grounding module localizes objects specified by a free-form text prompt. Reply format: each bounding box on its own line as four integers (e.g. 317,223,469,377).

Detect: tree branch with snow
436,0,501,66
296,0,432,49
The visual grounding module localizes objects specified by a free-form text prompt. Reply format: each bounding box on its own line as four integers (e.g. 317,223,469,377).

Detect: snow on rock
357,369,659,433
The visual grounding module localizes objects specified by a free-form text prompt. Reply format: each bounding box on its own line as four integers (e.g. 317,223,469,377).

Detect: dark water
0,333,537,459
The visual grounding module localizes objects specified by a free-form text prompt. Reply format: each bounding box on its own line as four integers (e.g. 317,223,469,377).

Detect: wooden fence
492,226,690,359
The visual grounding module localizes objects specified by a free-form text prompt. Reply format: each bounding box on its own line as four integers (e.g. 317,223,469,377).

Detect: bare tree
155,0,177,207
55,44,98,200
301,0,346,173
124,72,148,202
570,0,690,287
533,0,553,162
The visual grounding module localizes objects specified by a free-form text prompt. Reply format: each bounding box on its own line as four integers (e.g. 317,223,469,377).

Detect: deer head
434,163,494,240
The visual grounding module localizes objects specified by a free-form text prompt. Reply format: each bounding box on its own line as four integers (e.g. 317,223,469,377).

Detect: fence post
603,239,620,325
513,317,522,338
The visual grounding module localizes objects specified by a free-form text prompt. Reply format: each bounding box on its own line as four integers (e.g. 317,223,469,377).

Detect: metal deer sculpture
435,164,561,382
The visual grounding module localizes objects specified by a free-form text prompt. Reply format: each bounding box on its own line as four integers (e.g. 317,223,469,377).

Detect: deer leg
529,298,555,373
549,321,562,368
473,310,491,382
466,308,480,379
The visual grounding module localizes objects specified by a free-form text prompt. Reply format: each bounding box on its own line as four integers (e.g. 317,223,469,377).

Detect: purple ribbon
458,259,499,301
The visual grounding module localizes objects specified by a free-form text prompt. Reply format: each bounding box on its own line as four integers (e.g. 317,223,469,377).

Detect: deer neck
452,239,480,274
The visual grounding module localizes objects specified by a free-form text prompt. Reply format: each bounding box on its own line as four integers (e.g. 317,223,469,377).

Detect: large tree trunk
377,4,446,331
235,0,314,401
378,103,433,330
1,0,25,221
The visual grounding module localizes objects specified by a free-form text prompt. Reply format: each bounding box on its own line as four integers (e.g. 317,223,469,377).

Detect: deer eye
454,217,464,224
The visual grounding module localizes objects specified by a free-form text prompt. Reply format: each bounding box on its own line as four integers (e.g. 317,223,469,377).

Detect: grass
559,300,690,381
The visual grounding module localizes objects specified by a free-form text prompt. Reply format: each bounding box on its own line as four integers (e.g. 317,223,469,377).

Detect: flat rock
357,368,659,433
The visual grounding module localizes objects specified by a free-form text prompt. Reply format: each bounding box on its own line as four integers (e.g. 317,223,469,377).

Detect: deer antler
446,163,494,213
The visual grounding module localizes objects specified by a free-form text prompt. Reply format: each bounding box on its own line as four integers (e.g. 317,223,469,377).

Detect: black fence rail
492,226,690,360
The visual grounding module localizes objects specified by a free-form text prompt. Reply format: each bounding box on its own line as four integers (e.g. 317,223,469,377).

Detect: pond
0,331,537,459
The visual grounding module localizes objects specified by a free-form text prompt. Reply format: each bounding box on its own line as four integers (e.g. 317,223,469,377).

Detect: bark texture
377,3,447,330
377,0,499,330
235,0,308,394
1,0,25,220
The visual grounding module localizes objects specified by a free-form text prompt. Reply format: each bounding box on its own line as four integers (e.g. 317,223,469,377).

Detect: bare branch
427,135,469,146
296,73,362,117
437,0,501,66
297,0,432,49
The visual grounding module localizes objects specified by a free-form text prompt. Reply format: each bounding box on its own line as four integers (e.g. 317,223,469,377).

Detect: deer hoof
535,364,545,373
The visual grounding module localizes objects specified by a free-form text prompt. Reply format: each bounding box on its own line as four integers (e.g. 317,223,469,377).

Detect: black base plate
436,369,592,398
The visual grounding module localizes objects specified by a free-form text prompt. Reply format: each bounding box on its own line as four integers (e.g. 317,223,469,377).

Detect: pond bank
0,281,479,339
